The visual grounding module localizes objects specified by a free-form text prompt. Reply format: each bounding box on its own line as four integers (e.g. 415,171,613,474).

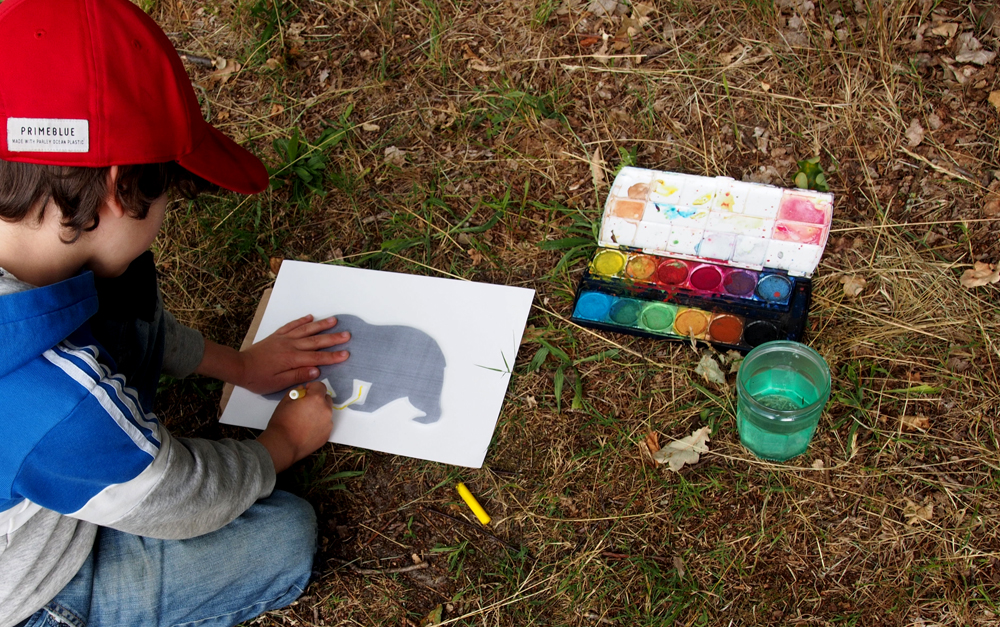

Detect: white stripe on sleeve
42,349,160,458
68,434,173,524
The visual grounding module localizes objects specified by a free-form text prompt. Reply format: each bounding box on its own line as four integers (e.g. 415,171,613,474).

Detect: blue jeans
20,491,316,627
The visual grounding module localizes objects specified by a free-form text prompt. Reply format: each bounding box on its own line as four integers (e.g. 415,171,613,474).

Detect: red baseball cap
0,0,268,194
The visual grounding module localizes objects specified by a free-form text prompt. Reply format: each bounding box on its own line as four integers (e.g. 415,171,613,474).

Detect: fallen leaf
590,145,605,188
903,498,934,526
652,426,710,471
985,194,1000,218
384,146,407,166
361,122,380,132
990,91,1000,113
264,58,281,70
419,604,443,627
901,414,931,432
812,459,825,469
905,118,925,147
206,59,240,86
469,60,501,72
841,274,867,297
719,44,745,66
695,354,727,387
467,248,485,266
587,0,625,17
960,261,1000,288
753,126,769,154
644,431,660,457
930,23,958,38
269,257,283,275
269,103,284,117
946,356,970,373
673,555,686,578
954,33,997,66
760,81,771,92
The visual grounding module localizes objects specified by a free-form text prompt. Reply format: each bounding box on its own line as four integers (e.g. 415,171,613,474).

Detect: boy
0,0,351,625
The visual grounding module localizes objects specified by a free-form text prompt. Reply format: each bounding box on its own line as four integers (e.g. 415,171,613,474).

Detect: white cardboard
219,261,535,468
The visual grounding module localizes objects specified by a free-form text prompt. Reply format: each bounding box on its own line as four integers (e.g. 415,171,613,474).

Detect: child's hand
256,381,335,472
238,315,350,394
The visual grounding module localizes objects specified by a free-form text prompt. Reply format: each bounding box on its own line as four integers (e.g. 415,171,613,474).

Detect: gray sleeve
162,308,205,378
101,436,276,540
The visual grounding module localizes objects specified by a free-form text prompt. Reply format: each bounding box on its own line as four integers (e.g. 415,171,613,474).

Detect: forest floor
153,0,1000,624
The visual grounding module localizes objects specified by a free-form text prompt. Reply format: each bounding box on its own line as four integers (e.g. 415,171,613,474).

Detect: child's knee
260,491,318,565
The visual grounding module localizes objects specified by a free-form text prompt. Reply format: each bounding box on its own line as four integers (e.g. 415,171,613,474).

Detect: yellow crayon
288,387,307,400
456,482,491,525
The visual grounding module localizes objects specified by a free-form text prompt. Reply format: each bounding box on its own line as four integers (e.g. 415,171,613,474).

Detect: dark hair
0,159,216,242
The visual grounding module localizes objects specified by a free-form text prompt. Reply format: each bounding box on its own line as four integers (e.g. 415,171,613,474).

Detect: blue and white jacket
0,269,276,627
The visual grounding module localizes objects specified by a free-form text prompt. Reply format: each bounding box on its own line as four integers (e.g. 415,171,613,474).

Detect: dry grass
150,0,1000,624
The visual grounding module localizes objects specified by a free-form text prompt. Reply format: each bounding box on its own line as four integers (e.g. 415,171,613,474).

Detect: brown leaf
269,257,283,275
269,103,284,117
206,59,241,86
840,274,867,298
644,431,660,456
901,415,931,432
905,118,925,147
985,193,1000,218
946,356,970,373
930,23,958,38
673,555,686,579
960,261,1000,288
589,145,605,188
384,146,407,166
903,499,934,526
990,91,1000,113
467,248,485,266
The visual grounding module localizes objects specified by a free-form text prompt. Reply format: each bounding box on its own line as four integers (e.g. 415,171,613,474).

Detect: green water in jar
736,343,830,462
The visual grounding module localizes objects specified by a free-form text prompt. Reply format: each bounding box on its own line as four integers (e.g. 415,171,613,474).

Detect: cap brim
176,122,269,194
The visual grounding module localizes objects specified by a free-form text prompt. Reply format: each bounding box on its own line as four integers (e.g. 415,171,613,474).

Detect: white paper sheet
219,261,535,468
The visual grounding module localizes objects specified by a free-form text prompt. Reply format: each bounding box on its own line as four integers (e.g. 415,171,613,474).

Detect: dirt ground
152,0,1000,625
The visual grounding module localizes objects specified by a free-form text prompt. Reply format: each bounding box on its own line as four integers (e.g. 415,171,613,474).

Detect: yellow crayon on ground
456,482,491,525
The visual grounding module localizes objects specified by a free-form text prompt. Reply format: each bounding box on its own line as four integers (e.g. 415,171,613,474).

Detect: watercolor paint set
571,167,834,351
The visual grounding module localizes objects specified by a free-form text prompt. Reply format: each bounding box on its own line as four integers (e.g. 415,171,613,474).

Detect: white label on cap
7,118,89,153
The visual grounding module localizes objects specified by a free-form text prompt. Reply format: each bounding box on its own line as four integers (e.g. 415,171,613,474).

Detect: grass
150,0,1000,625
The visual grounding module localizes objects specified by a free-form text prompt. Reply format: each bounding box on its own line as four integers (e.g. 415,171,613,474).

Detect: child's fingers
273,314,315,335
284,315,339,339
297,331,350,351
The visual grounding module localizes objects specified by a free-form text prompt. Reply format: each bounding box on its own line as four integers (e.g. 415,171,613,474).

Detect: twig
600,550,671,565
421,506,526,555
179,53,215,67
349,561,429,576
899,147,988,191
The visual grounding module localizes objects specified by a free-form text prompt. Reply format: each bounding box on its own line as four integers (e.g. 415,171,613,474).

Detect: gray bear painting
265,314,447,424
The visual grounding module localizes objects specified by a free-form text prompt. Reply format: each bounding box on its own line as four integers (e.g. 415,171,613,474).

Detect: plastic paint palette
572,168,832,351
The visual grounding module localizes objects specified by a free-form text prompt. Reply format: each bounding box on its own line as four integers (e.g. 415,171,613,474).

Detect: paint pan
755,274,793,303
743,320,782,346
722,269,758,297
689,264,724,292
625,255,658,282
638,302,677,333
708,314,744,344
591,250,627,277
573,291,613,322
609,298,643,327
673,308,710,338
656,259,689,286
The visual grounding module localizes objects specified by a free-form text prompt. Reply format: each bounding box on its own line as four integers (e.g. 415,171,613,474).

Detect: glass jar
736,341,831,461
